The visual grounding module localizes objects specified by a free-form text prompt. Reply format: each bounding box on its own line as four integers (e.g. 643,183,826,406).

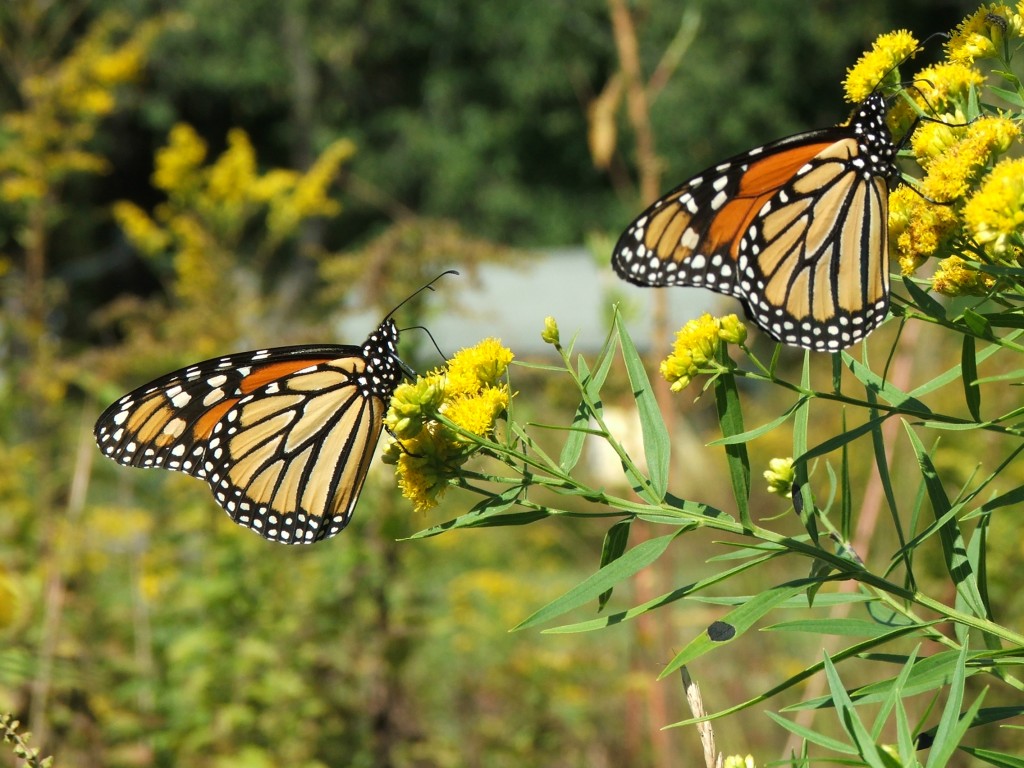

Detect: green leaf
963,307,994,338
708,396,808,445
843,355,931,414
659,581,812,677
903,424,988,620
961,335,982,421
544,550,780,634
801,414,890,464
901,275,946,319
925,644,975,768
515,531,682,630
822,653,890,768
714,348,751,529
615,314,670,502
763,710,857,754
762,618,909,637
987,84,1024,108
958,747,1024,767
559,362,592,473
597,520,631,611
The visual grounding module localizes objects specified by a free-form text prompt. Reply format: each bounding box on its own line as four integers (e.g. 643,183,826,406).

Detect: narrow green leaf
405,508,548,539
714,348,751,529
961,335,982,422
801,414,889,464
822,653,888,767
903,424,988,620
515,531,681,630
616,314,670,502
793,356,819,544
659,581,811,677
559,362,591,473
901,275,946,319
544,550,779,634
987,84,1024,107
763,711,856,754
708,397,807,445
762,618,908,637
980,311,1024,328
963,307,994,339
959,747,1024,767
597,520,631,610
843,356,931,414
925,644,971,768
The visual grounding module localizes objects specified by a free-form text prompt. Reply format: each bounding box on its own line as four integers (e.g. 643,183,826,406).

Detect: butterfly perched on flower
612,92,898,352
94,273,455,544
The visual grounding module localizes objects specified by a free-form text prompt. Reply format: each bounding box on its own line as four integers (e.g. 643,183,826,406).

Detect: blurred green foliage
0,1,998,766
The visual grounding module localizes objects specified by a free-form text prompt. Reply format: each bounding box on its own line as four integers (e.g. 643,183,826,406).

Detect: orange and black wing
612,94,896,351
95,320,405,543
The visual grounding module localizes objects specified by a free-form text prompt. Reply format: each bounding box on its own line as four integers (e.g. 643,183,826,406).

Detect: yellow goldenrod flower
931,255,996,296
764,457,795,498
898,62,983,129
250,168,300,204
153,123,208,194
964,156,1024,256
112,201,171,255
910,121,964,168
446,337,515,392
888,186,961,275
385,338,514,513
387,376,447,439
445,387,511,438
948,4,1023,63
207,128,257,204
541,315,560,346
844,30,919,103
920,116,1019,202
659,314,732,392
717,314,747,346
723,757,757,768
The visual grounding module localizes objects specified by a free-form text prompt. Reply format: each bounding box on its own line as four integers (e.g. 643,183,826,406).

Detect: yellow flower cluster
660,313,746,393
843,30,919,103
383,339,514,513
840,10,1024,297
964,157,1024,255
115,122,356,304
947,3,1024,63
931,255,997,296
919,117,1019,202
888,187,960,275
0,14,162,204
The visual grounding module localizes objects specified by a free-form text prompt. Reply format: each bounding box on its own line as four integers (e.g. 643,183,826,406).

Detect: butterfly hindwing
202,354,388,543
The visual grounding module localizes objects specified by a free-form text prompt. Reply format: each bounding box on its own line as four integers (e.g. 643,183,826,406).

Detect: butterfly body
613,93,897,351
95,318,405,544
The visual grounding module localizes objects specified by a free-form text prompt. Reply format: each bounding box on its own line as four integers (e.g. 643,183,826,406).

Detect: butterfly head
851,92,897,179
359,318,408,399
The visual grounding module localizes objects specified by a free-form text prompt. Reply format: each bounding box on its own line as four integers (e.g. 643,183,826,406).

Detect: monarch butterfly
94,273,455,544
612,92,898,352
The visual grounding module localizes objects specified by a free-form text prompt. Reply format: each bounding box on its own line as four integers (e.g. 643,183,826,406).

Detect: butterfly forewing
611,92,897,352
94,319,404,544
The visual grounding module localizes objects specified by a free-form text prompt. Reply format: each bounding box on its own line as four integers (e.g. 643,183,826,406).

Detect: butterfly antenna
385,269,459,321
872,31,949,95
400,324,449,363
